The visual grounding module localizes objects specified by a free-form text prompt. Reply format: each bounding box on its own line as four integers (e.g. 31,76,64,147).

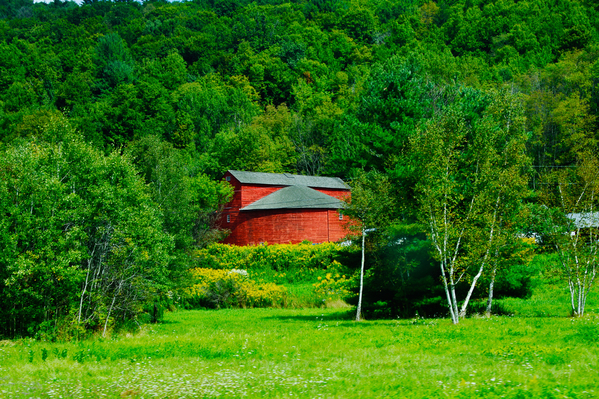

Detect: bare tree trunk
485,258,498,317
439,260,457,324
103,282,121,338
460,197,501,318
78,264,92,323
450,282,459,324
459,263,485,318
78,245,96,323
356,228,366,321
103,294,117,338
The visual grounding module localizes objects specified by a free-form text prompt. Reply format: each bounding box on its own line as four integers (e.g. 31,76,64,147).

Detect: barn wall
222,209,350,245
220,172,242,242
241,184,284,207
314,188,350,201
221,211,246,245
328,209,349,242
222,171,242,210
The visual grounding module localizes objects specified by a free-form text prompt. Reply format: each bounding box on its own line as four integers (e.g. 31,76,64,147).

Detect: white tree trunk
356,227,366,321
485,259,498,317
103,281,122,338
103,294,117,338
459,263,485,318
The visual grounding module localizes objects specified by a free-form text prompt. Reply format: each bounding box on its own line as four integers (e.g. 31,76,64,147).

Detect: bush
185,268,287,308
192,242,359,285
0,115,172,339
312,261,355,302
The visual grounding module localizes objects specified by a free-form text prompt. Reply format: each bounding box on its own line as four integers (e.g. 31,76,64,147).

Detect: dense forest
1,0,598,336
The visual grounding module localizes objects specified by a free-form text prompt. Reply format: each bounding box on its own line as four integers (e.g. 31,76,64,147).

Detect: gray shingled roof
229,170,349,189
566,212,599,228
240,185,344,211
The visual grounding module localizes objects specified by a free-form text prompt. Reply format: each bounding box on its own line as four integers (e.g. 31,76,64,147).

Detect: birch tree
411,88,529,324
342,170,394,321
542,152,599,316
483,215,533,317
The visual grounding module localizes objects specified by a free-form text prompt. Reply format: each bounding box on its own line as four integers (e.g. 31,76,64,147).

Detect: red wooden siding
221,209,348,245
241,185,283,208
313,188,350,201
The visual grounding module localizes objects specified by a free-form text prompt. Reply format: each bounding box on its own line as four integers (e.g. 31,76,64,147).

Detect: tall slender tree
542,151,599,317
411,88,530,323
342,170,394,321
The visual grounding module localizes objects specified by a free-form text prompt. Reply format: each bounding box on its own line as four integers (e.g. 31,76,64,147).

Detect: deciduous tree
411,88,529,323
541,151,599,317
0,115,172,338
342,170,394,321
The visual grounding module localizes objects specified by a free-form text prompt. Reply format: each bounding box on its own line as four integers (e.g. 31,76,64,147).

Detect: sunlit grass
495,254,599,318
2,307,598,398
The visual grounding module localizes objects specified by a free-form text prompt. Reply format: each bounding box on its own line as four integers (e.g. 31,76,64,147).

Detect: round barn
219,170,351,245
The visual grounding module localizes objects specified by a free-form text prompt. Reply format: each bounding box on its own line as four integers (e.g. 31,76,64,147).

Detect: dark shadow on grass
263,310,355,322
156,319,180,325
263,312,436,328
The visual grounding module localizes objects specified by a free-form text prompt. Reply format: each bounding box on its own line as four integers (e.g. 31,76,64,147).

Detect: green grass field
2,306,598,398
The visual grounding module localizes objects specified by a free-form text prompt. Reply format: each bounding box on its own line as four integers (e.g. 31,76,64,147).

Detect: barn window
226,176,231,181
227,215,231,223
339,213,343,220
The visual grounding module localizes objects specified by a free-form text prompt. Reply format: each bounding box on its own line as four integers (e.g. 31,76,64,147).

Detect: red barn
219,170,351,246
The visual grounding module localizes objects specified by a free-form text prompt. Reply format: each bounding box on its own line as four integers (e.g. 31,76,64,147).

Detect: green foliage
411,86,531,322
185,268,287,309
211,104,297,174
312,263,355,302
0,0,597,182
126,135,233,253
327,56,437,177
171,75,259,157
355,231,439,318
192,242,359,285
1,0,599,334
0,115,172,339
93,32,136,91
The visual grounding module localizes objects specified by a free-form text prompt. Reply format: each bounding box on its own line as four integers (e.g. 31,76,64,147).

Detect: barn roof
240,185,344,211
228,170,349,190
566,211,599,228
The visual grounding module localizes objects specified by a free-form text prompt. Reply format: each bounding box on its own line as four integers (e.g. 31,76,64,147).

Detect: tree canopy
1,0,599,331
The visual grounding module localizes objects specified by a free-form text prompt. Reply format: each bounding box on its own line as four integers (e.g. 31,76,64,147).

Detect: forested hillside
1,0,598,337
2,0,597,176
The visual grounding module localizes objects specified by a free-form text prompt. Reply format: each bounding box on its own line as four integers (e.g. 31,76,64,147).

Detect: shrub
0,116,172,339
312,261,355,302
192,242,359,285
185,268,287,308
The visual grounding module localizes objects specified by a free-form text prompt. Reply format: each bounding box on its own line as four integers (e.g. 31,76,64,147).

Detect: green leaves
328,56,436,176
0,116,172,338
343,169,395,232
93,33,136,90
411,87,530,322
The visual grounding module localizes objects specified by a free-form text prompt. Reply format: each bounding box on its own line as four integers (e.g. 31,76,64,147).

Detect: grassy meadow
2,252,599,398
2,304,599,398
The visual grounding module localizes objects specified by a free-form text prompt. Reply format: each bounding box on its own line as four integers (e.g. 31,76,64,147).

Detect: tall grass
3,252,598,397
